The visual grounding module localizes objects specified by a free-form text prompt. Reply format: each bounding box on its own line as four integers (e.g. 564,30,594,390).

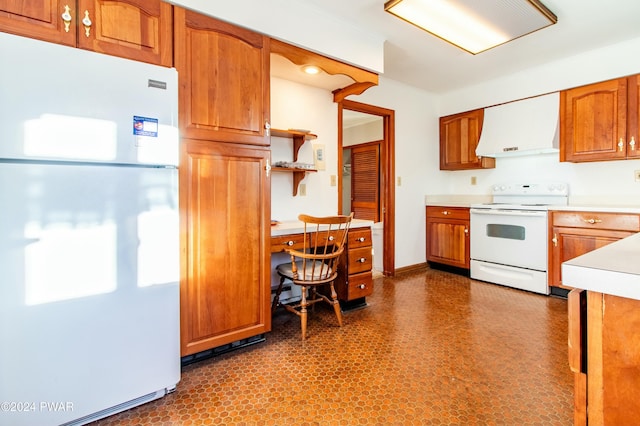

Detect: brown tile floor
95,267,573,425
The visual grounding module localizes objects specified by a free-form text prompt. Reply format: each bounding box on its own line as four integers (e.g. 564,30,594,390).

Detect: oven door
470,208,548,271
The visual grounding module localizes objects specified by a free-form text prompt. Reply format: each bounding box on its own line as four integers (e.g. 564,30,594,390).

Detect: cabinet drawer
348,246,373,273
426,206,470,220
346,272,373,299
271,234,305,252
551,211,640,232
348,228,372,248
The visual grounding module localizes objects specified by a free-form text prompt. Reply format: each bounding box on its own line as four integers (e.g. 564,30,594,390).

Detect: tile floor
94,267,573,425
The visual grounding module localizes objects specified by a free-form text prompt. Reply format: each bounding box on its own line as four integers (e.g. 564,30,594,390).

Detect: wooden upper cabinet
0,1,172,66
560,76,640,162
629,75,640,159
439,109,495,170
0,0,75,46
77,0,172,66
173,7,270,146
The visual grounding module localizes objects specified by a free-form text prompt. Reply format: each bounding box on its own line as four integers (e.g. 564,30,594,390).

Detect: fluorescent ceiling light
384,0,557,54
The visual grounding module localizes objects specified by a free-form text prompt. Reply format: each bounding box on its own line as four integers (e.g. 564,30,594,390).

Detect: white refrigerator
0,33,180,425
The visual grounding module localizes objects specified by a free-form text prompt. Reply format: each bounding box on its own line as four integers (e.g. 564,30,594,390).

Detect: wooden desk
270,220,374,306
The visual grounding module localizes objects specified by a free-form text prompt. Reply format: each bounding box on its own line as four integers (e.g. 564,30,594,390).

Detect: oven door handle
470,208,547,217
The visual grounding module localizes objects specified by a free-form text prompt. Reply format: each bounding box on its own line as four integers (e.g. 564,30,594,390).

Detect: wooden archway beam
270,38,378,102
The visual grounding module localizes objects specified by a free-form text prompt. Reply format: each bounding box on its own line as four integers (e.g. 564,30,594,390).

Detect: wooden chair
272,213,353,339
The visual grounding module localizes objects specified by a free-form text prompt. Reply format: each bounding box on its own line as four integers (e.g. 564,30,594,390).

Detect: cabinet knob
328,236,335,241
619,138,625,151
358,257,367,263
582,218,602,225
464,228,469,235
357,237,366,242
82,10,92,37
61,5,73,33
358,284,366,289
285,240,294,246
442,210,450,215
631,136,636,151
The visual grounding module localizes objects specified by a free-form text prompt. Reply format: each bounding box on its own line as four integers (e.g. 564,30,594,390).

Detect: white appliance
0,33,180,426
470,183,569,294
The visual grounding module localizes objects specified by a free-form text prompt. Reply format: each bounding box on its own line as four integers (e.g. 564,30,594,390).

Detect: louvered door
351,142,380,222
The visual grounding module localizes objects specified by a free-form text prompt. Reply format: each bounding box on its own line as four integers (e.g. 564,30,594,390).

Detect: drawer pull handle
442,210,450,215
357,237,366,242
358,257,367,263
285,240,294,246
582,218,602,224
358,284,366,289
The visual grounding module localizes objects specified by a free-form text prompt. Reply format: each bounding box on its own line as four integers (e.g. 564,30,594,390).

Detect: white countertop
271,218,374,236
562,232,640,300
424,194,640,213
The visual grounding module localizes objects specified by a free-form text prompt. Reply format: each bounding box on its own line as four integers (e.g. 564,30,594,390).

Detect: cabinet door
426,217,469,268
77,0,172,66
179,139,271,356
628,74,640,158
439,109,494,170
549,227,633,287
587,292,640,425
0,0,75,46
174,7,270,145
560,78,628,162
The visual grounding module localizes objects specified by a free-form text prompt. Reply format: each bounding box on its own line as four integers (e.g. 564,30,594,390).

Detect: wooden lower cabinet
426,206,469,269
335,227,374,302
569,289,640,425
548,211,640,289
179,139,271,357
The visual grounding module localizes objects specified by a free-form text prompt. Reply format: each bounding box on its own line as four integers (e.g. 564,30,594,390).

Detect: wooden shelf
271,129,318,196
271,128,317,162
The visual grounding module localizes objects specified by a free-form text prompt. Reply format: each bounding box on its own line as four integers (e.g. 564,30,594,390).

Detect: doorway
338,100,395,276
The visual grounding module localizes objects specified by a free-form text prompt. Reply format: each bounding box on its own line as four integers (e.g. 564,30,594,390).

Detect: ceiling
271,0,640,94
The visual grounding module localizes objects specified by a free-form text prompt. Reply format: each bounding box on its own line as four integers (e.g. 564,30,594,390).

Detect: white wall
349,77,440,269
270,77,340,221
435,36,640,200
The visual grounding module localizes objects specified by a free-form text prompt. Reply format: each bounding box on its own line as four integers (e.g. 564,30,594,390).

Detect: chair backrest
287,213,354,284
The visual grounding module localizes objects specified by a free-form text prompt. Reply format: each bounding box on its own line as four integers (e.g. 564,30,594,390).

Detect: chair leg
300,285,308,339
271,276,285,314
329,283,343,327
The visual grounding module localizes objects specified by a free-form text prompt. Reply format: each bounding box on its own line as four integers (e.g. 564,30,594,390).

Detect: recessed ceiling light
302,65,321,75
384,0,557,54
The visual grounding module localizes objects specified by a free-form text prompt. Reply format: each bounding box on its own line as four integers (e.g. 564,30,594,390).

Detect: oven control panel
491,182,568,196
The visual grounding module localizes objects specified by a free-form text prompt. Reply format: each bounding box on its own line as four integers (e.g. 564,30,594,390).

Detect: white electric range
469,183,569,294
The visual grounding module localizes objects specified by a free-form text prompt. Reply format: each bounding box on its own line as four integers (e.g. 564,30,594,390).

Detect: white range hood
475,92,560,157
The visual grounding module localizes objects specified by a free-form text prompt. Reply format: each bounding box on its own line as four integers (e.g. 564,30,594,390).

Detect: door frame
338,100,395,276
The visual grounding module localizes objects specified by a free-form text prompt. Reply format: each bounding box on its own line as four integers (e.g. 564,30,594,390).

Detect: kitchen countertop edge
562,232,640,300
271,218,374,236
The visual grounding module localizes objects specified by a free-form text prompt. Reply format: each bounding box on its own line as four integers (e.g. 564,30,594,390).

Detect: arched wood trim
270,38,378,100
